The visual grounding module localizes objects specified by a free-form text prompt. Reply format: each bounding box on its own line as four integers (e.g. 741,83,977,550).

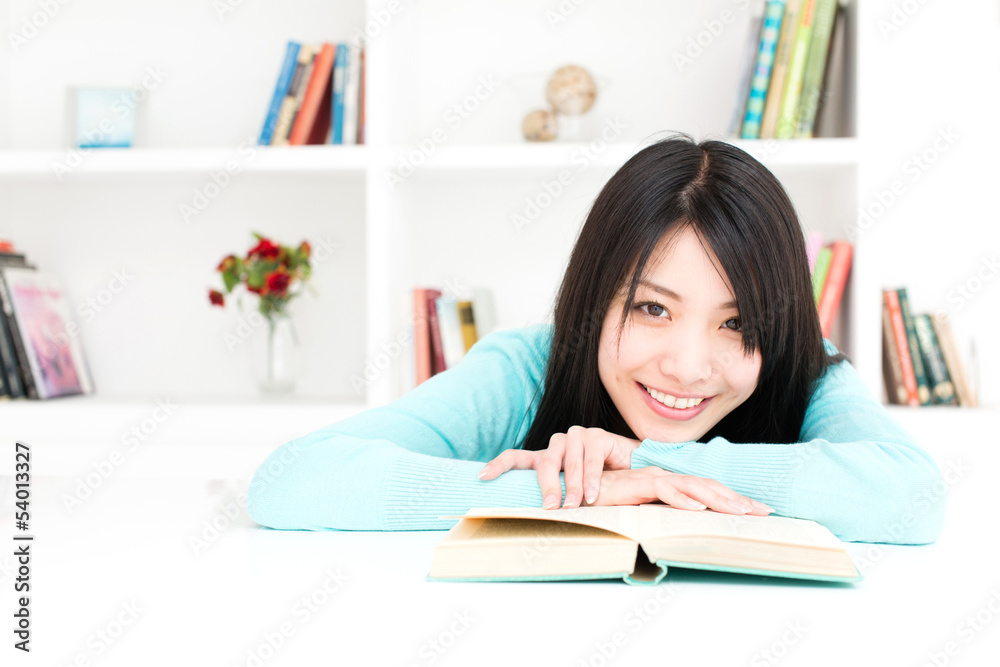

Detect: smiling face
597,225,762,443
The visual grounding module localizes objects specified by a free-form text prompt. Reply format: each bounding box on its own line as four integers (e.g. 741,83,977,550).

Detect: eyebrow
637,279,738,310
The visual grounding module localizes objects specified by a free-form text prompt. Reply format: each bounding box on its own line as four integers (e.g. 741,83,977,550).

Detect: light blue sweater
247,323,946,544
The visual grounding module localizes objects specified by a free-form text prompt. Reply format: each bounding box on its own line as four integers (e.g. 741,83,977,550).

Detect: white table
1,405,998,666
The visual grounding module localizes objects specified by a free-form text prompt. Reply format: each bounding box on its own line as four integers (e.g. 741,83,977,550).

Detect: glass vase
252,314,301,394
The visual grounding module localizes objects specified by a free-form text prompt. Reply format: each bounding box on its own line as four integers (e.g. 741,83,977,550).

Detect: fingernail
685,498,707,510
543,494,559,509
728,499,753,514
751,500,774,514
562,494,578,508
478,466,490,479
585,486,597,504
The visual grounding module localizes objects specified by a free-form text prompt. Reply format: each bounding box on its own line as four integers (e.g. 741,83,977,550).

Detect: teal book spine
741,0,786,139
896,288,933,406
914,314,957,405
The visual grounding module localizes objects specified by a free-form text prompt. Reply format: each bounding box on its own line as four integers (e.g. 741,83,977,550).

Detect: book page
637,504,844,549
444,506,643,541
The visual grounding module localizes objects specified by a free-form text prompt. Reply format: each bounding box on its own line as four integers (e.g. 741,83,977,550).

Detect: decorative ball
522,108,558,142
545,65,597,116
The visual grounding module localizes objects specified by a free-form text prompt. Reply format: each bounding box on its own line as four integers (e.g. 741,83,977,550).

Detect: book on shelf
288,42,335,146
881,288,975,408
815,239,852,339
411,287,495,386
896,287,932,406
734,0,842,140
0,250,34,400
810,244,831,306
259,41,366,146
931,313,977,407
0,265,94,400
728,2,765,137
427,505,861,585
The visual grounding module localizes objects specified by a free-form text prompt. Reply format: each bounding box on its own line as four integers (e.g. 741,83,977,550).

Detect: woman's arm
628,344,946,544
247,324,566,531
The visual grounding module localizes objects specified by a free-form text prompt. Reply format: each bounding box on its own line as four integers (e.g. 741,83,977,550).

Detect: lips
637,381,712,422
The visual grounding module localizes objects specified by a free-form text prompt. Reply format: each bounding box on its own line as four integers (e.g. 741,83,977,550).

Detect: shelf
0,138,858,181
0,145,372,179
0,395,367,447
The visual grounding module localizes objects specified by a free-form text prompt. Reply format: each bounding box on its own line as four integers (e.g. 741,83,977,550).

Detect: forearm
630,437,946,544
248,431,561,531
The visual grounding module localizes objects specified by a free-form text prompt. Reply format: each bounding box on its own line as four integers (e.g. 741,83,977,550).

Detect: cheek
725,352,762,398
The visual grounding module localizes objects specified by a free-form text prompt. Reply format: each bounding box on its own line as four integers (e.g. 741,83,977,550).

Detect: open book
427,504,861,585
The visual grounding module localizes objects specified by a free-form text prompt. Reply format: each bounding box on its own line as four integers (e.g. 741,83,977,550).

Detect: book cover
882,300,906,405
816,240,851,339
271,44,318,146
425,289,446,374
931,313,977,407
330,43,349,144
728,4,766,137
760,0,802,139
0,253,31,398
741,0,786,140
794,0,838,138
0,268,38,398
913,313,957,405
883,289,920,406
775,0,817,139
805,229,823,273
810,244,832,306
435,296,466,370
289,42,335,145
428,505,861,585
457,300,478,352
0,268,95,399
413,288,432,386
357,47,366,144
341,43,362,146
258,41,301,145
895,288,932,405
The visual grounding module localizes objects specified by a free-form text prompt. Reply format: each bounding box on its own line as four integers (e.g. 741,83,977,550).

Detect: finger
561,428,586,508
581,434,608,505
537,433,566,509
650,476,708,511
670,476,771,515
478,450,536,480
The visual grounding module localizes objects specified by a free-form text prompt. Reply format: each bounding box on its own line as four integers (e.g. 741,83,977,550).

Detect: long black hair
520,134,846,449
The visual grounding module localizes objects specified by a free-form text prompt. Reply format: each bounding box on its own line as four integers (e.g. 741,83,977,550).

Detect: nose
658,327,714,388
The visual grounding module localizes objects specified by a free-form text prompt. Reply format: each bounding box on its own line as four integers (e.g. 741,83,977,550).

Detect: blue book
428,505,862,585
259,41,301,145
741,0,786,140
330,43,349,144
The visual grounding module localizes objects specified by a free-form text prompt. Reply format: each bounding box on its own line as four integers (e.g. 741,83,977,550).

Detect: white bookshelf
0,0,995,432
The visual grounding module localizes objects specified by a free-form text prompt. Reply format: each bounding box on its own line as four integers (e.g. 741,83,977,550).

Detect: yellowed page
441,506,643,541
636,504,844,549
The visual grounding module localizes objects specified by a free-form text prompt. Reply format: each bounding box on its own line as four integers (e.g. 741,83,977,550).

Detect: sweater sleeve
628,341,946,544
247,324,566,531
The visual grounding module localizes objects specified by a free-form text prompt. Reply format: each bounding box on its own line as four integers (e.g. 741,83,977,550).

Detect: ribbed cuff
630,437,797,512
380,449,566,531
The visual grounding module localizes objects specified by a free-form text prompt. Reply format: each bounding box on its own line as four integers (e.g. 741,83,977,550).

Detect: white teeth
644,385,704,409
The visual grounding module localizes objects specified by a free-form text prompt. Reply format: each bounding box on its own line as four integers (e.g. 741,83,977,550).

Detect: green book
896,288,933,406
428,505,861,585
914,314,958,405
795,0,839,138
776,0,817,138
811,245,832,306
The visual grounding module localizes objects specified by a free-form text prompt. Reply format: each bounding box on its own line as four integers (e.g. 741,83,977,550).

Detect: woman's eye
723,317,742,331
639,303,668,318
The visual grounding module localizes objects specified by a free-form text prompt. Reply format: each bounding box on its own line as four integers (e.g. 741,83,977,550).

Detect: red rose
216,255,237,272
247,238,280,260
208,289,225,307
266,269,291,295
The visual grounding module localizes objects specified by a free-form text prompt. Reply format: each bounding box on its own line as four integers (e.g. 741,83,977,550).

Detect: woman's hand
587,467,773,515
478,426,642,509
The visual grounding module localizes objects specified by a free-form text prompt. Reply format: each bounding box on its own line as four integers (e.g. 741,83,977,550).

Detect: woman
248,136,945,544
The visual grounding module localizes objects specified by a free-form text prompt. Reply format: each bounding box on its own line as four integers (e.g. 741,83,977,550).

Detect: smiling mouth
640,383,710,410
